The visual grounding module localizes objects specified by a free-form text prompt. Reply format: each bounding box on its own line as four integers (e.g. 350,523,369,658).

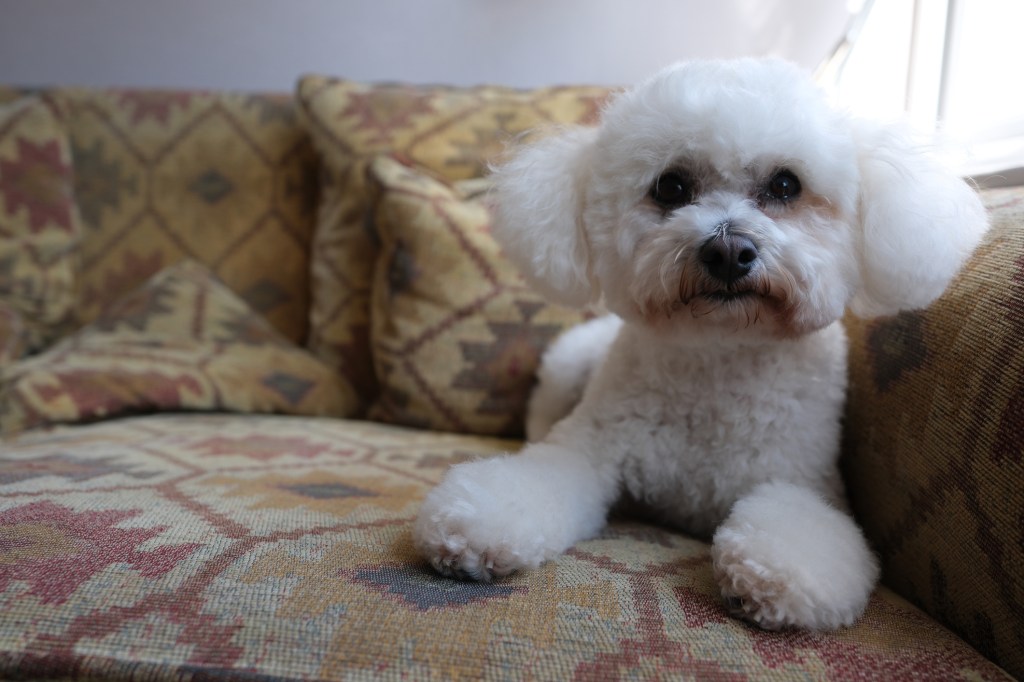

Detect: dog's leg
526,315,622,442
413,442,615,581
710,481,879,630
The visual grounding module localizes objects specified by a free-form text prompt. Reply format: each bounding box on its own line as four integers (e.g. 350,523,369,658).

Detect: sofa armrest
842,186,1024,677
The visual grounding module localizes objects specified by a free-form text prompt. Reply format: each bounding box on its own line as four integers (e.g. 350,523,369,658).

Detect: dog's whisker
673,244,687,265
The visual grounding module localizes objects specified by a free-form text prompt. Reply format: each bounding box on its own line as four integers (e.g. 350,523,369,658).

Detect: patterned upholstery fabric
51,88,318,344
296,74,611,409
0,414,1012,681
1,77,1021,679
0,302,28,366
1,260,356,435
0,96,82,359
366,156,590,436
843,185,1024,678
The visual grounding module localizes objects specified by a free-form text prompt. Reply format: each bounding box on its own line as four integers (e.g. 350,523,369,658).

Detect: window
820,0,1023,184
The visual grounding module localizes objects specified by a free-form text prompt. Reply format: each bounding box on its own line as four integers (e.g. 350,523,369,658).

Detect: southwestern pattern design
297,75,612,408
0,260,356,435
48,88,319,345
844,185,1024,677
0,414,1012,681
0,96,82,360
366,156,591,436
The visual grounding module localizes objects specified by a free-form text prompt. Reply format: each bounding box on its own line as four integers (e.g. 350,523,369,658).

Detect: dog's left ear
848,121,989,317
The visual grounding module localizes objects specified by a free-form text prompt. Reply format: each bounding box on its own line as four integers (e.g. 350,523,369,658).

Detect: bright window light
820,0,1024,181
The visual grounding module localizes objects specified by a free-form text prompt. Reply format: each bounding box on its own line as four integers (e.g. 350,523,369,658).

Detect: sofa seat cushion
0,414,1012,681
0,260,357,434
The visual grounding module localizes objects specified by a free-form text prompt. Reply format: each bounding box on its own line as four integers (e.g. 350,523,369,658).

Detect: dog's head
493,59,988,338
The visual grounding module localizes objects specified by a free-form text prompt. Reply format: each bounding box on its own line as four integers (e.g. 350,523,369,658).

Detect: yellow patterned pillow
842,185,1024,677
0,97,81,359
296,75,611,409
52,88,318,344
365,156,590,437
0,260,358,434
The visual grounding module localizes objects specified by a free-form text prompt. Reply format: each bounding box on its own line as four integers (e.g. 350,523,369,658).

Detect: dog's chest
580,326,847,534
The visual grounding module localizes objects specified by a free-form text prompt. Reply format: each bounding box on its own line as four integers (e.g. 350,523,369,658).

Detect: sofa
0,75,1021,681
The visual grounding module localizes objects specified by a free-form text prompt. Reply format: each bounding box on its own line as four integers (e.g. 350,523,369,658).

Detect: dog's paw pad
423,534,520,582
713,554,792,630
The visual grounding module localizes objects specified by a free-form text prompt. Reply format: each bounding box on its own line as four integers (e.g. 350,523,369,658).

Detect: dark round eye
765,169,801,202
649,171,694,208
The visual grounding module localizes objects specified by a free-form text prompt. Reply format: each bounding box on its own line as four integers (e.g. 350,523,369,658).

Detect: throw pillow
365,155,591,437
51,88,318,344
0,96,82,359
0,260,358,435
296,74,611,409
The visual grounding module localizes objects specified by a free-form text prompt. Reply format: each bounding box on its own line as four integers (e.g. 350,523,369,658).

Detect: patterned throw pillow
0,96,82,360
365,156,590,437
296,74,611,408
0,260,358,435
842,185,1024,676
51,88,318,344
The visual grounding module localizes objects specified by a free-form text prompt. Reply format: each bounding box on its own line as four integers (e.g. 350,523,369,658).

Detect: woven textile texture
365,156,591,436
50,88,318,344
1,260,356,435
0,301,28,366
843,184,1024,678
0,96,81,359
296,74,611,409
0,413,1013,681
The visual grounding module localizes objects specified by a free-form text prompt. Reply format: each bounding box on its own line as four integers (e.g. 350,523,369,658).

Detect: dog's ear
848,121,989,317
491,127,600,307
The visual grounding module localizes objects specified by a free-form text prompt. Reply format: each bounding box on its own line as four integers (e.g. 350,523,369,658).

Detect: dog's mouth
701,290,760,304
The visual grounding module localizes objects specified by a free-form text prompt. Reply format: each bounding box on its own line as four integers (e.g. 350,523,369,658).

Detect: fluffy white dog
413,58,988,630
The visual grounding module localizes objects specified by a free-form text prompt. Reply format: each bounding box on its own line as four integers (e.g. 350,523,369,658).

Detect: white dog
413,58,988,630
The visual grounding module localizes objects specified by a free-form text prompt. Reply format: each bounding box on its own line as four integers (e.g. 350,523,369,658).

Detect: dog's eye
765,169,802,202
649,171,694,208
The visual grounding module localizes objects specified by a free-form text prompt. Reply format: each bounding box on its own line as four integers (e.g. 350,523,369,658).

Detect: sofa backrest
0,86,318,344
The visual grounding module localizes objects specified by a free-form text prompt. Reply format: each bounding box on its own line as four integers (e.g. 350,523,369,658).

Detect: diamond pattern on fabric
0,413,1013,681
296,74,612,409
0,260,358,434
52,88,318,345
364,157,592,437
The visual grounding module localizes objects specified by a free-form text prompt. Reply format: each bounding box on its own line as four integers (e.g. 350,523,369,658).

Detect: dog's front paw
712,543,798,630
711,482,879,630
412,458,549,581
413,515,522,582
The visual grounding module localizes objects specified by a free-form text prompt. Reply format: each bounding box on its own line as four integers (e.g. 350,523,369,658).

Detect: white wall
0,0,851,91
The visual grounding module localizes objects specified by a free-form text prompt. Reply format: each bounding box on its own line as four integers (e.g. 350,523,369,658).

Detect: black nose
699,234,759,284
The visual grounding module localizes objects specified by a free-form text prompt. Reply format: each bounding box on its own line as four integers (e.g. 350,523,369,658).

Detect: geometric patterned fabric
296,75,611,411
49,88,319,345
0,96,82,361
843,185,1024,678
0,414,1014,681
1,77,1023,680
365,156,591,436
0,260,358,435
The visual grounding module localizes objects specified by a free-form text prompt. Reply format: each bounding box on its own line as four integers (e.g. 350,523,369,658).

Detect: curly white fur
413,58,989,630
